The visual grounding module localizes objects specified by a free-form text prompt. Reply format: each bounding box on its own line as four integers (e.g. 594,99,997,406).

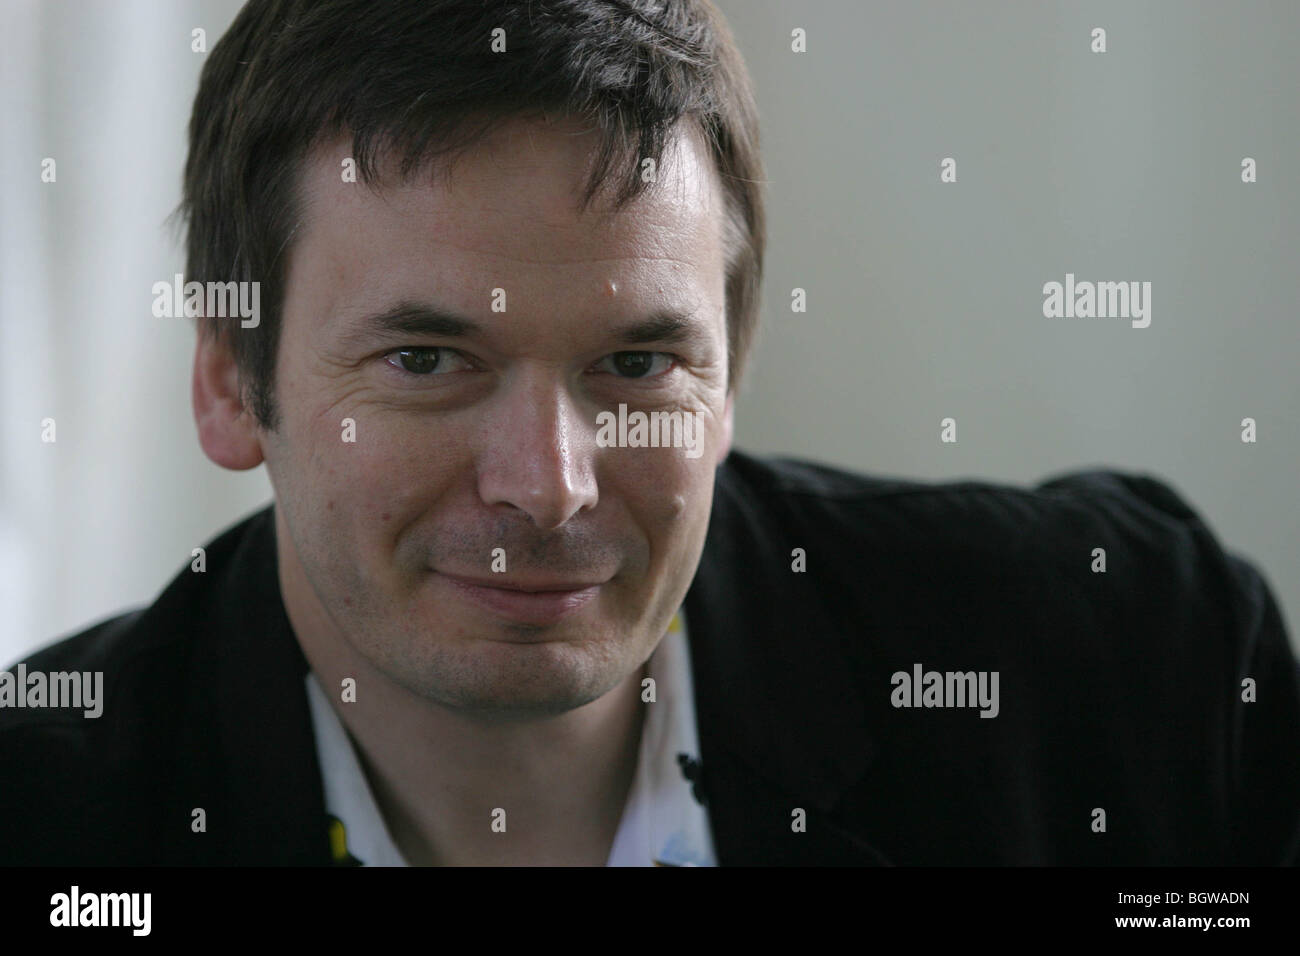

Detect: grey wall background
2,0,1295,663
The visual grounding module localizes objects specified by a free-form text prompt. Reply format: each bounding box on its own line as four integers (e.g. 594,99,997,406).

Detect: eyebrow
340,301,710,350
613,311,706,348
342,304,479,344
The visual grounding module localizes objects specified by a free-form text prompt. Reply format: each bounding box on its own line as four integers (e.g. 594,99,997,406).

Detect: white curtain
0,0,268,664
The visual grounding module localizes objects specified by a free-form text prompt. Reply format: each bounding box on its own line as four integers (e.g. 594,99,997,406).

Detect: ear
715,391,734,466
192,333,265,470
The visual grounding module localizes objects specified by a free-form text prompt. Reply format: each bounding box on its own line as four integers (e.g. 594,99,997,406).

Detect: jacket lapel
684,461,891,865
192,506,332,865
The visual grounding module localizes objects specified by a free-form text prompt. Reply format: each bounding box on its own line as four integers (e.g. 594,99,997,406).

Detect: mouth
436,572,604,627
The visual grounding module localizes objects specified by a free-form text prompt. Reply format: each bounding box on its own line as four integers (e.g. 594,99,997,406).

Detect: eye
595,351,676,379
383,347,472,376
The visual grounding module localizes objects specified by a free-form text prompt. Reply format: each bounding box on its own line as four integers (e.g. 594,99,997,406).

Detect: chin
379,632,632,720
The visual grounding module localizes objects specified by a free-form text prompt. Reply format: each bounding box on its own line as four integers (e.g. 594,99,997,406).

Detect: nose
477,374,599,532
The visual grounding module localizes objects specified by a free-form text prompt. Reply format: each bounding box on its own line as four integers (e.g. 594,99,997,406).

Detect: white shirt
305,609,716,866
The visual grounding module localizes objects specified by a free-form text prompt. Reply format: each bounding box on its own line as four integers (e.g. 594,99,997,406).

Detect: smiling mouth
436,572,604,627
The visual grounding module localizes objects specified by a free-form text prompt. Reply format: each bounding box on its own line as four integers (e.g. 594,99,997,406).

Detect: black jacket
2,451,1297,865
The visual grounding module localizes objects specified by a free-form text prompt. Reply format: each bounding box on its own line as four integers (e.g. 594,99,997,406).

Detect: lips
439,574,605,593
437,572,604,627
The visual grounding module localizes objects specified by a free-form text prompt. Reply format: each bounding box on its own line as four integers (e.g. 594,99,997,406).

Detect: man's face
259,116,732,718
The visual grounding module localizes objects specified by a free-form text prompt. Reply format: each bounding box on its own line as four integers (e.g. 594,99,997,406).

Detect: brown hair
181,0,765,429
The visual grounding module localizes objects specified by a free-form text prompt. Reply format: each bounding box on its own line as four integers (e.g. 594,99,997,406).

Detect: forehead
289,115,725,304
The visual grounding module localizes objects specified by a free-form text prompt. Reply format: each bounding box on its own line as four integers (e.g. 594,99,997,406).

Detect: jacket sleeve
1223,552,1300,864
1036,468,1300,864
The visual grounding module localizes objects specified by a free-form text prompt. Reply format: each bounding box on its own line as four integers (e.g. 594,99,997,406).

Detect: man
2,0,1297,866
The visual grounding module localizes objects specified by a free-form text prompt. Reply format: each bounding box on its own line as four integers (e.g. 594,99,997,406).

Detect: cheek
287,401,471,536
613,451,714,558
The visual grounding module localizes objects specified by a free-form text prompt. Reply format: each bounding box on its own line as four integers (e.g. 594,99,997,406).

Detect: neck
327,647,646,866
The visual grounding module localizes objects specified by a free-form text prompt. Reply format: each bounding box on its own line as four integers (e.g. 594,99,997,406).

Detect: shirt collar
607,609,715,866
305,671,407,867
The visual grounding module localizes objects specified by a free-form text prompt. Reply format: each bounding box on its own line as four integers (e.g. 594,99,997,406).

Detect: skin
192,114,734,865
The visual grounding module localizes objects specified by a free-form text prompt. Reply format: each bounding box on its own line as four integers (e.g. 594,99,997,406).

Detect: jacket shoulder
0,508,278,864
707,451,1298,863
0,505,274,733
720,451,1219,539
716,452,1245,602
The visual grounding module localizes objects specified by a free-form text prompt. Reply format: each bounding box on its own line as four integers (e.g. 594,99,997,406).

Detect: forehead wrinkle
417,247,701,269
